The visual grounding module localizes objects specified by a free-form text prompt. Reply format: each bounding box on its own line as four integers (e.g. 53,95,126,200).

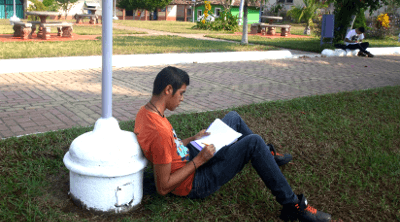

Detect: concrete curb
321,47,400,57
1,47,399,74
0,50,293,74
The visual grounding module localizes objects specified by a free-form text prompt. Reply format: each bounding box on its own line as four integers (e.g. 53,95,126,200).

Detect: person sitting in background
335,27,374,57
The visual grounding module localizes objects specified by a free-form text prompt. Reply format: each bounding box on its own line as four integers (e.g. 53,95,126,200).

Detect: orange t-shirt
134,106,194,196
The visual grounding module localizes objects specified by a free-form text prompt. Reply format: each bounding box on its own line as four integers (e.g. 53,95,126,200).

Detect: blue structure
320,14,335,46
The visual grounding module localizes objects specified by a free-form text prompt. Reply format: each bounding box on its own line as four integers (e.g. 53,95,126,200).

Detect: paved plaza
1,55,400,139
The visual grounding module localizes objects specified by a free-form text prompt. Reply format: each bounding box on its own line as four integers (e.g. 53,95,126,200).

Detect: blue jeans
186,111,297,205
345,42,370,53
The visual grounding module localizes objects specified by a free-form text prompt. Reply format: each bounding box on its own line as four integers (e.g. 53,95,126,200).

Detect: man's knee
246,134,265,145
227,111,239,117
225,111,240,120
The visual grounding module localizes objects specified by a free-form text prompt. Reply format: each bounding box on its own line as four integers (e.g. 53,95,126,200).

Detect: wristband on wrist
192,161,197,171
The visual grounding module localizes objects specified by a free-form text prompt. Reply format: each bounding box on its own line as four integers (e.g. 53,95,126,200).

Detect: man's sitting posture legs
134,66,333,222
343,27,374,57
186,111,331,221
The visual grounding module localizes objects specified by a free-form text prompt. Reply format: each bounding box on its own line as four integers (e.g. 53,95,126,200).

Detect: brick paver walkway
1,55,400,139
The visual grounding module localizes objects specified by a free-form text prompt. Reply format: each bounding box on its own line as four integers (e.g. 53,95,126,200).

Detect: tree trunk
304,25,311,35
346,14,356,34
304,19,311,35
241,0,248,45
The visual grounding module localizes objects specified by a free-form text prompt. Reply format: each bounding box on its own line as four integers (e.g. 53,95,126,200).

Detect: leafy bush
27,0,47,20
192,10,239,32
268,3,283,16
42,0,60,12
365,13,400,39
353,8,369,31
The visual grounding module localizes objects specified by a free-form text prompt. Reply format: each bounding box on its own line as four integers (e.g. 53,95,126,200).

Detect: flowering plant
377,13,390,29
366,13,398,39
202,1,212,24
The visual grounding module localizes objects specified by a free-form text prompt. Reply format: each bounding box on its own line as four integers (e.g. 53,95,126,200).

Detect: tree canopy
327,0,400,42
117,0,172,12
56,0,79,19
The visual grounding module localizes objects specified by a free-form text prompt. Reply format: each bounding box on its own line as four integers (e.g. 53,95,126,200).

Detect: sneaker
366,52,374,57
280,194,332,222
268,144,293,166
357,51,367,57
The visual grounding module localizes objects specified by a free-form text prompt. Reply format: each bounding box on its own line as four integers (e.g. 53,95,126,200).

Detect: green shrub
27,0,48,20
365,14,399,39
353,8,370,31
192,10,239,32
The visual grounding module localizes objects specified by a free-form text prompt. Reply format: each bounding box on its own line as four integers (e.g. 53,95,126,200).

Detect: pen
202,142,209,146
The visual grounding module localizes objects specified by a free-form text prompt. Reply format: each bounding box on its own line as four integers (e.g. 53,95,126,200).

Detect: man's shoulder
347,29,356,35
135,110,171,134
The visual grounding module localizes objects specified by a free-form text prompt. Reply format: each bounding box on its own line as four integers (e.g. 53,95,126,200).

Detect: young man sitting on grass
134,66,333,222
335,27,374,57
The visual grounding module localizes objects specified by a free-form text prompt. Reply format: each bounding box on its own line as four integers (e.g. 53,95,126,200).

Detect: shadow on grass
0,35,278,59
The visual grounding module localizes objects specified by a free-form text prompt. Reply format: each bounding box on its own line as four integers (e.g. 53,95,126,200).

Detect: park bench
12,21,32,39
75,14,99,24
251,23,291,36
250,23,268,34
28,22,73,39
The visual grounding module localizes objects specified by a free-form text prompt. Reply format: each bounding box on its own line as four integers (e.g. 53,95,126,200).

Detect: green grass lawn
0,35,278,59
113,20,318,36
205,34,400,53
206,34,336,52
72,25,146,35
1,85,399,221
0,19,145,35
114,20,242,34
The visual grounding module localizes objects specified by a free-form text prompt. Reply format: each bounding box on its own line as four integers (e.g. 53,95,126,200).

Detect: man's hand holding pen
198,142,215,164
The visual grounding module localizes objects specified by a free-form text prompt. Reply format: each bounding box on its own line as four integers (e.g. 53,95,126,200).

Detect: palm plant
287,0,328,35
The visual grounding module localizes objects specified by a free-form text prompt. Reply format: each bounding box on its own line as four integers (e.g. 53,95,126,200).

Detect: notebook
190,118,242,154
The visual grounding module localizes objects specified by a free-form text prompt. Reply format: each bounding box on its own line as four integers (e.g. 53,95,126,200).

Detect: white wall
168,5,177,17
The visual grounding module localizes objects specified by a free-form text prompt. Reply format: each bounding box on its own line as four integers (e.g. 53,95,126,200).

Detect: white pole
192,0,195,22
9,0,20,25
238,0,244,26
113,0,118,20
63,0,147,214
103,0,113,117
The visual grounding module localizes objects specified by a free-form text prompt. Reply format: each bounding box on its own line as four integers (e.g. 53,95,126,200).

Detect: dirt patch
74,23,103,27
233,32,315,39
0,33,100,42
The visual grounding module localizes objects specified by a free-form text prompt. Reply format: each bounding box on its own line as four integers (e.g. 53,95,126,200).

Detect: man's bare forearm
345,38,357,43
162,156,204,195
181,136,195,146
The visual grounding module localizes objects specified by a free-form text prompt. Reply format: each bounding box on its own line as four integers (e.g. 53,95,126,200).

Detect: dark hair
152,66,190,96
358,27,365,33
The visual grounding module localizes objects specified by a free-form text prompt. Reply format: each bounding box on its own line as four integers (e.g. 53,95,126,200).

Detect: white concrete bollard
321,49,335,57
335,49,346,57
63,117,148,213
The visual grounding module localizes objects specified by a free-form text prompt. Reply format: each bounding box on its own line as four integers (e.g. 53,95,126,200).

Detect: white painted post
238,0,244,26
63,0,148,214
9,0,20,25
192,0,195,22
113,0,118,20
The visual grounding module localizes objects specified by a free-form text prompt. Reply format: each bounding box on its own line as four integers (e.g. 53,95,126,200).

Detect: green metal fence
0,0,23,19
